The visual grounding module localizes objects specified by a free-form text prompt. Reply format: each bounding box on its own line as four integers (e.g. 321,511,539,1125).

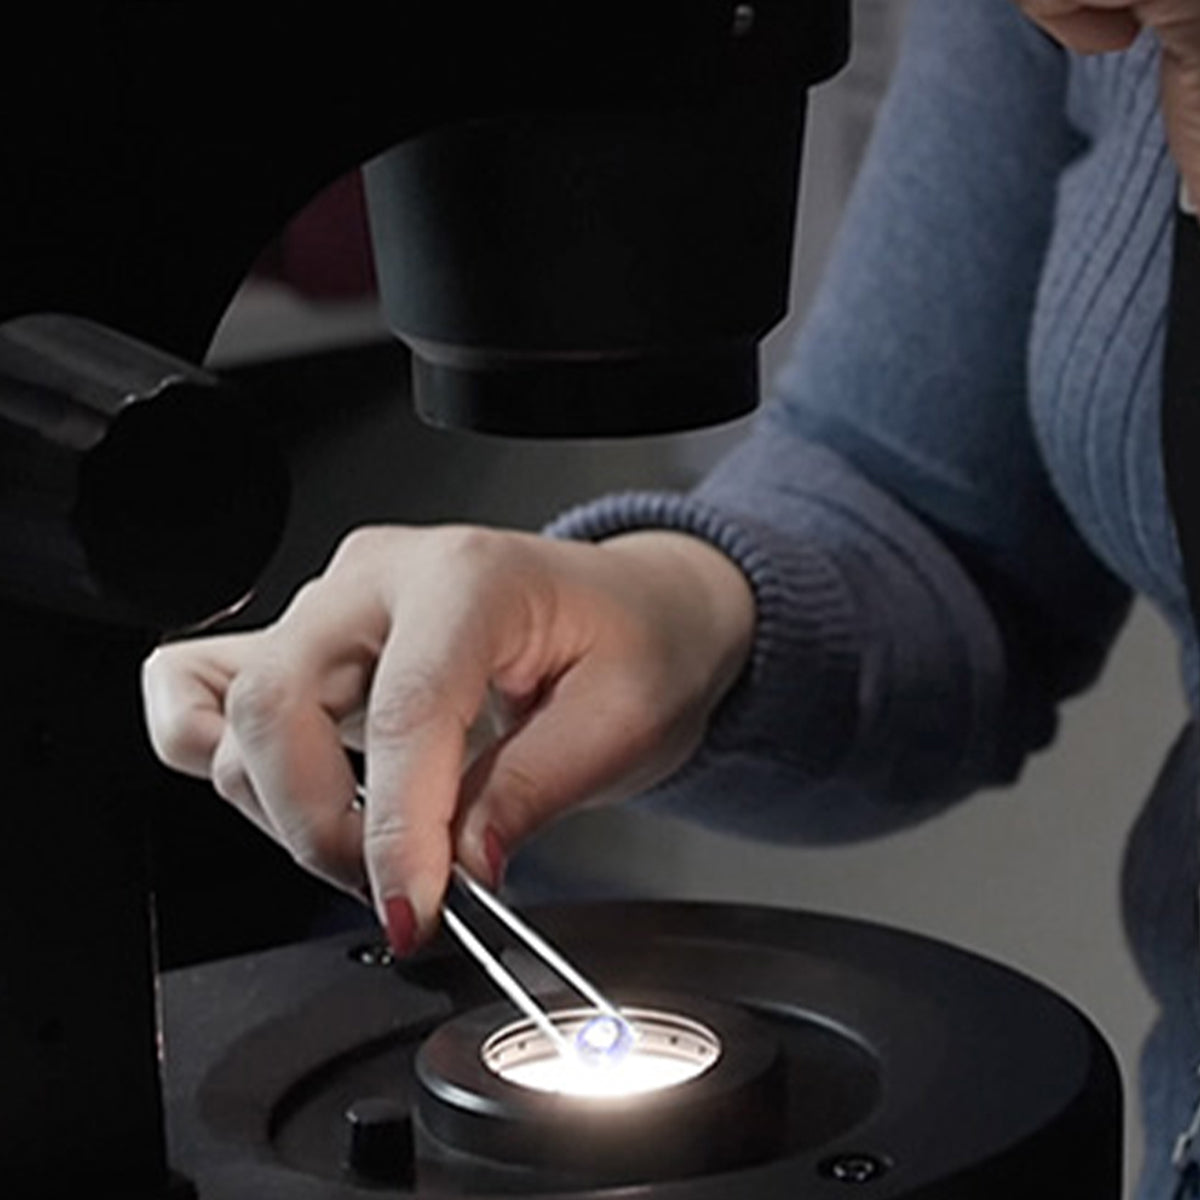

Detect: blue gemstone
574,1014,634,1066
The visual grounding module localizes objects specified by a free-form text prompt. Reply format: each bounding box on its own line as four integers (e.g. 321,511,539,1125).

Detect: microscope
0,5,1122,1197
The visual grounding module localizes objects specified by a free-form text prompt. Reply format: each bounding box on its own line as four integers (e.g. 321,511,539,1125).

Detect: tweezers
353,783,621,1056
442,864,624,1058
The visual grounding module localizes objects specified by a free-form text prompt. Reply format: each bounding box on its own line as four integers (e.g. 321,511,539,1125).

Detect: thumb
454,663,694,886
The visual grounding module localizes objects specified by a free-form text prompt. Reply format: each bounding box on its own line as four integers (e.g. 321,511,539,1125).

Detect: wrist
597,529,756,700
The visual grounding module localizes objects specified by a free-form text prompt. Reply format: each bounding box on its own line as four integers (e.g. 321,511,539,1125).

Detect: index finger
360,597,496,952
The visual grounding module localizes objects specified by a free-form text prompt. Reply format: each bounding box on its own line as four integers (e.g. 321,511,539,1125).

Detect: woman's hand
1015,2,1200,205
141,525,754,953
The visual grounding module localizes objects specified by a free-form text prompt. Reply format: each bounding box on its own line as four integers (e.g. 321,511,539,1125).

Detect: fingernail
383,896,417,958
484,826,507,890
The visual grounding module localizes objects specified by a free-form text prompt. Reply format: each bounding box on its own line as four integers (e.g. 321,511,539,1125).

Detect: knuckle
317,527,402,597
331,522,528,616
437,523,500,560
363,809,413,853
140,654,193,760
431,525,515,588
366,669,453,745
278,576,326,618
224,667,294,742
140,643,177,689
329,524,393,569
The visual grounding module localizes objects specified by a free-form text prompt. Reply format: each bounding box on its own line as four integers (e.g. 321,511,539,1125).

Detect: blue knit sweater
548,1,1193,1195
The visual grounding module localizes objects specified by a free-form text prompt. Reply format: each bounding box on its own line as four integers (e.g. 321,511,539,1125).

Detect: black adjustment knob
344,1097,415,1186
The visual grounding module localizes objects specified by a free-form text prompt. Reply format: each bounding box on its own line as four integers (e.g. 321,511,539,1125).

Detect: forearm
548,431,1018,837
552,0,1134,837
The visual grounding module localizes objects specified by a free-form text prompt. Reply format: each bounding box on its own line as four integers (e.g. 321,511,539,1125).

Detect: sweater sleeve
546,0,1132,842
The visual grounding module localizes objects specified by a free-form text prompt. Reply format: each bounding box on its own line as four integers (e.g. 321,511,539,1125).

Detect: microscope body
0,4,848,1194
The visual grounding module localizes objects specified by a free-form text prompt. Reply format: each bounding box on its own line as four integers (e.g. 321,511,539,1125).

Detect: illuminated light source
482,1006,721,1098
415,991,788,1187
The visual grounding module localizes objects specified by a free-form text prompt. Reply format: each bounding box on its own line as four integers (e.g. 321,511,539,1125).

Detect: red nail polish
484,827,507,889
384,896,417,957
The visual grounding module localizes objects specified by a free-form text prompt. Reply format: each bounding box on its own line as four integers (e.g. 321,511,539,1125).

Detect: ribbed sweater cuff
544,491,861,778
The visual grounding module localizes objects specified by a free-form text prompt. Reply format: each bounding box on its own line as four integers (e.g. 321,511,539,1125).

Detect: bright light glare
500,1047,703,1097
482,1007,720,1100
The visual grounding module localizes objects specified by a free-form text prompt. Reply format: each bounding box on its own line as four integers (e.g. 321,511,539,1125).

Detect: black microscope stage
162,901,1121,1199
